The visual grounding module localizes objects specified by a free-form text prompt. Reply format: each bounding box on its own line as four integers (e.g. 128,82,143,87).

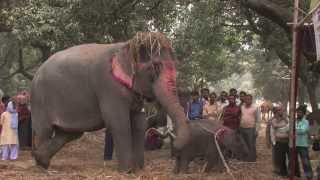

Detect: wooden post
289,0,300,179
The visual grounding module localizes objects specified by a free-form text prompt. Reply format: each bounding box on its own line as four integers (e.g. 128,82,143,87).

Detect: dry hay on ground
0,127,317,180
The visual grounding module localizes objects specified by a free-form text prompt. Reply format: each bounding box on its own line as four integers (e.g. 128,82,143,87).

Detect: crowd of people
1,88,319,179
0,92,32,161
146,87,320,179
185,88,260,162
267,103,320,179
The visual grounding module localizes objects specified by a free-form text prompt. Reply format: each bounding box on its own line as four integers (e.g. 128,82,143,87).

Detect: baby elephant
174,119,249,173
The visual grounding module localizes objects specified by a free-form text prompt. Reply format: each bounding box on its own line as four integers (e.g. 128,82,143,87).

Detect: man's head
1,95,10,108
227,95,236,105
220,91,228,101
201,88,210,100
296,105,307,119
272,104,285,117
191,91,200,102
244,94,253,106
209,92,217,104
229,88,237,97
239,91,246,102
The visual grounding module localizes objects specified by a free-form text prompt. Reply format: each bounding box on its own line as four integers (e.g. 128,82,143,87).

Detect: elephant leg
131,111,146,170
170,136,175,158
174,155,190,174
33,128,83,169
179,157,190,173
176,152,190,174
205,143,221,172
107,112,134,172
32,127,53,167
173,156,181,174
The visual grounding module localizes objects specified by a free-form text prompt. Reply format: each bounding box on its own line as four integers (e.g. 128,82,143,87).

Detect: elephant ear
111,55,134,89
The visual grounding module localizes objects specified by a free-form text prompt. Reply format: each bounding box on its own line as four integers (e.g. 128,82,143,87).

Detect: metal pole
289,0,300,179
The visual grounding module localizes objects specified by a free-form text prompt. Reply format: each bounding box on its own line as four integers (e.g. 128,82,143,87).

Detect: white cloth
166,115,173,132
0,112,19,145
2,144,18,160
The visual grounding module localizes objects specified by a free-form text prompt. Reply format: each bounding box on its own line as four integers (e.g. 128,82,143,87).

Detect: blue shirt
187,99,203,120
296,117,310,147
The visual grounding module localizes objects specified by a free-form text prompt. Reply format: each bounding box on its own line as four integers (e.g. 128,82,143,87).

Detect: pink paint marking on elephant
160,61,177,93
215,127,227,144
111,56,133,89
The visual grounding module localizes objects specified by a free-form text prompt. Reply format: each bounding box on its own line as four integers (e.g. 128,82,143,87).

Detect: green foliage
0,0,298,99
1,0,83,52
173,1,247,89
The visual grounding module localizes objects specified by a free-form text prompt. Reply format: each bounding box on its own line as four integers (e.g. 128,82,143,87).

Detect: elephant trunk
153,61,190,150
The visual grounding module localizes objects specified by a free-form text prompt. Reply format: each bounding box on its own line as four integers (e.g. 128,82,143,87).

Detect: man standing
203,92,220,120
17,101,32,150
200,88,210,106
217,91,229,112
239,94,261,162
187,91,203,120
295,105,313,180
221,95,241,130
229,88,241,106
239,91,247,106
270,105,290,177
104,130,113,161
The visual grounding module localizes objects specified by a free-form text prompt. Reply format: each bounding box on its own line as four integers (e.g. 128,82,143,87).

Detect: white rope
197,123,236,180
167,129,177,139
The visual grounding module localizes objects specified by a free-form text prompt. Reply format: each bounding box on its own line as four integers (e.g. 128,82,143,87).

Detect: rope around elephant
196,123,236,180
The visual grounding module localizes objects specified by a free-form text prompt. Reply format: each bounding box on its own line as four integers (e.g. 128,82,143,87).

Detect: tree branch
243,9,262,34
240,0,292,34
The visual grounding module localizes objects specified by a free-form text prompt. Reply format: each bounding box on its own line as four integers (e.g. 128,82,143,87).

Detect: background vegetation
0,0,319,110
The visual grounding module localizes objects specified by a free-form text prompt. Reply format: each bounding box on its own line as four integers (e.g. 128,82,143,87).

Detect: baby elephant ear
111,55,134,89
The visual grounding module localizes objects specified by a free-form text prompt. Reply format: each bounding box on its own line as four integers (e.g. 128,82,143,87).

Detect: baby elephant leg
205,142,224,172
174,153,191,174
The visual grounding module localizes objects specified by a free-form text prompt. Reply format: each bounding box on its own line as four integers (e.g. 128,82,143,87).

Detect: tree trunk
298,80,306,105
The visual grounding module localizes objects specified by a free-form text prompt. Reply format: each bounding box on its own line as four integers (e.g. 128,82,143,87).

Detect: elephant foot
29,164,49,175
133,164,144,172
173,166,180,174
118,167,134,174
32,150,50,169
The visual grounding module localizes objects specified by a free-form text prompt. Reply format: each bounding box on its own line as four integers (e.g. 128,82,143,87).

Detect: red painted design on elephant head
157,60,177,94
111,56,133,89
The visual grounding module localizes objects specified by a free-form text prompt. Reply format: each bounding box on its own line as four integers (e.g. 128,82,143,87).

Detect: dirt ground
0,124,318,180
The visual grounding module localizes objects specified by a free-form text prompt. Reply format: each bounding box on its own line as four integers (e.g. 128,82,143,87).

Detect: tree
238,0,320,110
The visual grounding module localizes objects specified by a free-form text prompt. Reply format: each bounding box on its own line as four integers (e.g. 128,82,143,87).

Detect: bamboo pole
289,0,300,179
297,1,320,27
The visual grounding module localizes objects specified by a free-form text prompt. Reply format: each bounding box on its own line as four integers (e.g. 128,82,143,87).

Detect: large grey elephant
31,32,190,172
173,119,249,173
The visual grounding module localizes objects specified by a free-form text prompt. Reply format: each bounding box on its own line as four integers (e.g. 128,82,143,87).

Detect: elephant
173,119,249,173
30,32,190,172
